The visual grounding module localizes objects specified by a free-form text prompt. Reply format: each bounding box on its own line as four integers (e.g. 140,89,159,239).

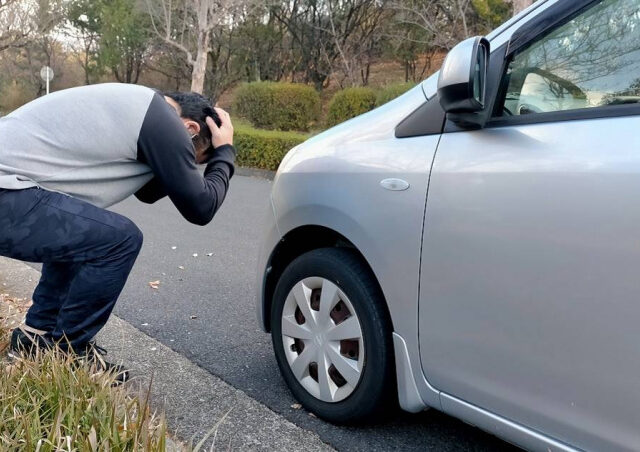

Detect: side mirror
438,36,490,128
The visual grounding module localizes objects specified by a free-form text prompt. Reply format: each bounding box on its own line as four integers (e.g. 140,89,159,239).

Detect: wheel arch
261,224,393,334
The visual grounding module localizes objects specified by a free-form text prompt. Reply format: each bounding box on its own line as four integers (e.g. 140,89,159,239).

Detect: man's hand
207,107,234,148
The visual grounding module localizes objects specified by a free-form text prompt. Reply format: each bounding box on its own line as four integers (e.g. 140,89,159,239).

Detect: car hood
275,77,434,178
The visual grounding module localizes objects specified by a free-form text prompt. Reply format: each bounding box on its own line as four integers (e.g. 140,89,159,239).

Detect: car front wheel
271,247,395,423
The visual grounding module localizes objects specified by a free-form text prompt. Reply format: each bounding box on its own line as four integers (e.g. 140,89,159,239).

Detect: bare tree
235,6,292,83
22,35,63,95
323,0,390,87
145,42,192,90
391,0,473,52
145,0,252,93
0,0,60,53
269,0,388,89
9,0,66,95
270,0,337,90
387,22,441,82
205,24,244,99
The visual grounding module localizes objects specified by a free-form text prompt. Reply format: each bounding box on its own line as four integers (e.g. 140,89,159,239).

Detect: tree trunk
190,1,210,94
191,43,208,93
83,52,90,85
361,64,370,86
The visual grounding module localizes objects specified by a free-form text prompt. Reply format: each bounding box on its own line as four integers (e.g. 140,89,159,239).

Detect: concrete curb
236,167,276,181
0,257,333,451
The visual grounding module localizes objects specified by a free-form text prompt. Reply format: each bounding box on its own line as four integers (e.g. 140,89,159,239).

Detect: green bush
234,122,309,171
233,82,321,131
376,82,417,106
326,87,377,127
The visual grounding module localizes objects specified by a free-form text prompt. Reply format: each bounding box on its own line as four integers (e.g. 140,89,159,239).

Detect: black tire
271,247,396,423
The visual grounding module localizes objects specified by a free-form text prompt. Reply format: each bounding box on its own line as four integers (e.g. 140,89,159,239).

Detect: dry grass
0,294,168,451
0,348,168,451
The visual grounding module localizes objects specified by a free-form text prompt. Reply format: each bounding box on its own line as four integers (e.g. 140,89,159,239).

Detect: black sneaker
11,329,129,384
9,327,53,357
77,341,130,385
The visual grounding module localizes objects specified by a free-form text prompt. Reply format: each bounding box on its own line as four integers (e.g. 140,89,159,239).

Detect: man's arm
136,93,235,225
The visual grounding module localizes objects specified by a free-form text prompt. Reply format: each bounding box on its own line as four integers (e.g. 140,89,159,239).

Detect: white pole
40,66,53,95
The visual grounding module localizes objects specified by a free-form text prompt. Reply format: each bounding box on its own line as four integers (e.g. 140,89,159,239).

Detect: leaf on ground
291,403,302,410
148,280,160,290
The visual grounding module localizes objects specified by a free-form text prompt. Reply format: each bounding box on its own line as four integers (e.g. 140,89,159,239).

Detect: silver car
255,0,640,450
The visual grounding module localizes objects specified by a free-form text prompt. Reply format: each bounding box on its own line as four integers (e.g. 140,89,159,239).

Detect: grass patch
0,346,168,451
0,292,168,451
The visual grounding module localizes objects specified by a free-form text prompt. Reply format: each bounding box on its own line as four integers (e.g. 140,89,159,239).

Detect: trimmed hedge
233,82,321,132
234,122,309,171
326,87,377,127
376,82,417,106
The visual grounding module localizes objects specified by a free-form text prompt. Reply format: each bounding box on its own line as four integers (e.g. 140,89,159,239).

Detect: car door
419,0,640,450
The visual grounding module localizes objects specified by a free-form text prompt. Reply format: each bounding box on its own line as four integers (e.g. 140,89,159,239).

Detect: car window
498,0,640,117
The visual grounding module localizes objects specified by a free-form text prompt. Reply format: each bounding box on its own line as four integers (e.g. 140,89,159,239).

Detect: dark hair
162,91,220,151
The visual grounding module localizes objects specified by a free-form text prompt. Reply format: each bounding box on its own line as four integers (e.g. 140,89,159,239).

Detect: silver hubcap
281,277,364,403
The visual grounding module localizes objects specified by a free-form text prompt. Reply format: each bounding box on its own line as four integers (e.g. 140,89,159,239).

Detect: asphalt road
108,174,518,451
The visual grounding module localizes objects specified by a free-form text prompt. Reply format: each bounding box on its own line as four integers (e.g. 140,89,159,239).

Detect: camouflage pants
0,187,142,349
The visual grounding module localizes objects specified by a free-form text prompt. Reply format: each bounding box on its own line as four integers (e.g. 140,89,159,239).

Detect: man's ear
182,119,201,136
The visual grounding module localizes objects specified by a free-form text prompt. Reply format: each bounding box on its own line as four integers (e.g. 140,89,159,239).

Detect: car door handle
380,178,410,191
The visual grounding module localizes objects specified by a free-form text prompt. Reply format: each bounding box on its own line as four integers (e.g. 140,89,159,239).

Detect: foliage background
0,0,536,169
